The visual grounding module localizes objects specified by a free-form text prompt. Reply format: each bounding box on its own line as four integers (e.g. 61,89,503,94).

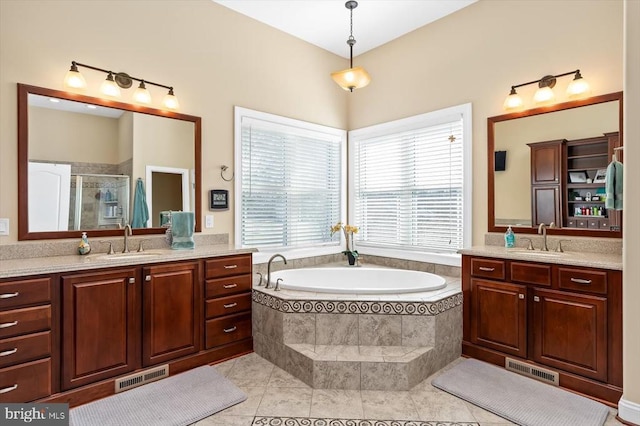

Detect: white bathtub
269,267,446,294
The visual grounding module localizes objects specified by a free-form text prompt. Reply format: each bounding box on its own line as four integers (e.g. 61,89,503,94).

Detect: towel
170,211,195,250
605,160,623,210
131,178,150,228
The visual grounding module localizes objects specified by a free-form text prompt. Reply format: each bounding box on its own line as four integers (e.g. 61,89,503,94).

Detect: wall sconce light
63,61,180,110
503,69,590,111
331,1,371,92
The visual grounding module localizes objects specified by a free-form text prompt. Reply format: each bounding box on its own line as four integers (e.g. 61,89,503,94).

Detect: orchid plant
331,221,359,265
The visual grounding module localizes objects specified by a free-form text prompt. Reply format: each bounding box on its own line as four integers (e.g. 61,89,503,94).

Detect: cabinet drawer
558,267,607,295
470,258,505,280
588,218,600,229
205,312,252,349
0,305,51,339
205,255,252,279
577,219,588,228
0,278,51,311
566,218,577,228
599,219,610,230
206,293,252,319
0,357,51,402
0,331,50,369
510,262,552,287
206,274,252,298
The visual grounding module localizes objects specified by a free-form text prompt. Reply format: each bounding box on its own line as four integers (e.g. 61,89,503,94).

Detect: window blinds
352,118,464,253
240,117,342,249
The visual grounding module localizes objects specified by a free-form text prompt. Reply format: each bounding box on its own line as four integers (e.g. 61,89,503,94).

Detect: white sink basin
89,251,165,261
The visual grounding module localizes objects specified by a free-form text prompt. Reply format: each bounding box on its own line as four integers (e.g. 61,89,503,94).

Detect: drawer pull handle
479,267,495,272
518,294,525,299
224,303,238,309
0,348,17,357
0,292,19,299
0,384,18,394
534,296,540,302
0,321,18,329
570,278,592,285
223,265,238,269
223,326,237,333
223,284,237,289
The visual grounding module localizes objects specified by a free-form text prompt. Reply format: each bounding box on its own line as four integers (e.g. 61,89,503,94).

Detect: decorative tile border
252,290,462,316
252,418,479,426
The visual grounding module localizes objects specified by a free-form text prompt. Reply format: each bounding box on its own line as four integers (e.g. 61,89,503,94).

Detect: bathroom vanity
0,248,253,406
460,247,622,404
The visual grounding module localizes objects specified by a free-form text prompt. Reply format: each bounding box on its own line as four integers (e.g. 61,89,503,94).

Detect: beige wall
349,0,624,246
622,0,640,420
118,112,134,165
0,0,347,244
28,106,120,164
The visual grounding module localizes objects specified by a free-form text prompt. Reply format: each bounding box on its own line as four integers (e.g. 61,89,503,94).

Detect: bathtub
269,267,446,294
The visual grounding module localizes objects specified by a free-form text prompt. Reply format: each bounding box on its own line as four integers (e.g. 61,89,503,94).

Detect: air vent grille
505,357,559,386
115,364,169,393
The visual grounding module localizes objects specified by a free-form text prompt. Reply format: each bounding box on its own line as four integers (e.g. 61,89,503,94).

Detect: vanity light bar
503,69,590,111
63,61,180,110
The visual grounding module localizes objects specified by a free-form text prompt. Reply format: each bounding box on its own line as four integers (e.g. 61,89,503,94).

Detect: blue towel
605,160,623,210
170,211,195,250
131,179,150,228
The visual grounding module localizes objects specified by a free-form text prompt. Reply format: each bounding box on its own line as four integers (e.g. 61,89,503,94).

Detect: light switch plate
0,218,8,236
205,215,214,228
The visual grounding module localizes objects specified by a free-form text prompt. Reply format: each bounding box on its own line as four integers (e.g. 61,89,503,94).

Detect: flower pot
346,252,357,266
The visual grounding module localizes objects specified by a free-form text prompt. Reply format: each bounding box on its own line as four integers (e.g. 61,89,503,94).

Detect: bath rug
70,366,246,426
253,419,478,426
432,358,609,426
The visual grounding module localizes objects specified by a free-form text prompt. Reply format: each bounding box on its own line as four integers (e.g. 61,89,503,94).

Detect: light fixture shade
331,66,371,91
100,74,121,97
566,75,591,97
503,88,523,110
533,86,555,104
64,68,86,89
133,81,151,104
162,89,180,110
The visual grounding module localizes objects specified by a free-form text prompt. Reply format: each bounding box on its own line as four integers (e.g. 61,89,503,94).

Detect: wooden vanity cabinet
462,254,622,404
0,276,54,402
61,268,139,390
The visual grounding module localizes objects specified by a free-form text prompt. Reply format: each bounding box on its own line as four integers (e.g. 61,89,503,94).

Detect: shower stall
70,174,130,230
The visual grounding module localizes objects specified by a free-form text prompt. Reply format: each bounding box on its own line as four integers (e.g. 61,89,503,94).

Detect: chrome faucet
537,222,554,251
123,224,132,253
266,254,287,289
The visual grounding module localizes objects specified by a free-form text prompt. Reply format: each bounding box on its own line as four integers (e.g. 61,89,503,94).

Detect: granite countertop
0,244,257,279
459,246,622,270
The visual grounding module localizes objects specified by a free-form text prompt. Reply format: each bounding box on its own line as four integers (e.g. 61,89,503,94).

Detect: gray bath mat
70,366,246,426
432,359,609,426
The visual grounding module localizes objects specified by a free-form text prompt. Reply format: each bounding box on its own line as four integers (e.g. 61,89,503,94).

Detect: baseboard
618,397,640,425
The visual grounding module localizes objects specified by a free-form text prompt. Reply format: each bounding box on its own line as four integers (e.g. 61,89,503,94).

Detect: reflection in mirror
18,84,201,240
488,92,622,238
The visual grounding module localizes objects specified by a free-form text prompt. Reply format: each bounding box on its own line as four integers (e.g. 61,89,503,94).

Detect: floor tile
464,401,512,424
361,390,420,420
194,414,254,426
310,389,364,419
211,358,236,377
219,386,266,416
267,366,311,388
256,386,313,417
227,353,275,387
410,386,477,423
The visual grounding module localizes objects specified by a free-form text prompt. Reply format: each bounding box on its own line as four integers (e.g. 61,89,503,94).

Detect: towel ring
220,165,234,182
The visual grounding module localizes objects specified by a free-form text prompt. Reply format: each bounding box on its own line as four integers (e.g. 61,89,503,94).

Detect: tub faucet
537,222,554,251
266,254,287,289
123,224,132,253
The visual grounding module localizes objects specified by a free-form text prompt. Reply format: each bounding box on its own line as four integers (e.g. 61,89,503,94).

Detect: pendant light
331,1,371,92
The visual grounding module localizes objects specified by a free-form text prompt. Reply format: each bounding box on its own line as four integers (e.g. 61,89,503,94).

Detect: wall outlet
0,218,8,236
205,215,214,229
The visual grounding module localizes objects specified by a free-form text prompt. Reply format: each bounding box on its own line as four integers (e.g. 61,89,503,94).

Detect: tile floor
194,352,623,426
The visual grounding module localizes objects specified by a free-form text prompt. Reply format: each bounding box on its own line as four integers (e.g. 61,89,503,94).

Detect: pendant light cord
349,7,354,68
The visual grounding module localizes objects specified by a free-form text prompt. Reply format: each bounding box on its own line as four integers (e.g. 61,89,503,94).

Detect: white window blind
351,110,466,254
238,112,344,249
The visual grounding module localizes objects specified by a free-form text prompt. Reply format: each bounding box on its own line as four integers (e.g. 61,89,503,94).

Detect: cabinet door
531,185,560,227
531,288,607,382
142,261,201,366
61,268,139,390
530,143,561,185
470,279,527,357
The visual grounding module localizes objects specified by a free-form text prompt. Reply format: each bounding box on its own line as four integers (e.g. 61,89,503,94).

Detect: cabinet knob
518,294,525,299
145,275,151,282
129,278,136,284
533,296,540,302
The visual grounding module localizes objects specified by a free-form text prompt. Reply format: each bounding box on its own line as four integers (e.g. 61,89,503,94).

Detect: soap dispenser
78,232,91,255
504,226,515,248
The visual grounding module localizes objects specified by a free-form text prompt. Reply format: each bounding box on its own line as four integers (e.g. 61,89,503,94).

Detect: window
234,107,346,251
349,104,472,257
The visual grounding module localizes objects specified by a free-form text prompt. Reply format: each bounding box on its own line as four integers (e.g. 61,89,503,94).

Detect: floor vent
115,364,169,393
505,357,559,386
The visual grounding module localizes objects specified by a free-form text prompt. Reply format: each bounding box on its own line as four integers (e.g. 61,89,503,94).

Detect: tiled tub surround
252,274,462,391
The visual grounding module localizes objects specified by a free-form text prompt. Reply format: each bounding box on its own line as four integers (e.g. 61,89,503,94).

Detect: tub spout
266,254,287,289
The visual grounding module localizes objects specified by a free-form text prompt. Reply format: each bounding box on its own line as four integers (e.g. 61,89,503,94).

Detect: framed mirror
488,91,623,238
18,83,202,240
